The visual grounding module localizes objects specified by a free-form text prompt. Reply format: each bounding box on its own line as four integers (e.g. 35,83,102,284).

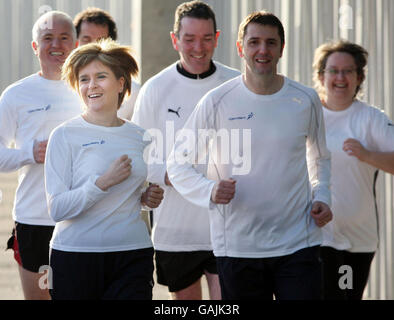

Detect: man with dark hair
74,7,117,45
74,7,139,120
172,0,217,38
167,10,332,300
132,1,240,300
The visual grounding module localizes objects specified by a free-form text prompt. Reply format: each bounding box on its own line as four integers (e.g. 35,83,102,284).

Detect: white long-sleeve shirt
45,116,152,252
132,61,240,251
0,73,81,226
322,100,394,252
167,75,331,258
117,80,141,120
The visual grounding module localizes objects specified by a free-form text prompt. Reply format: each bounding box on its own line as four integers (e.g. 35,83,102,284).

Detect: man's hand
211,179,236,204
33,140,48,163
310,201,333,228
95,155,132,191
141,184,164,208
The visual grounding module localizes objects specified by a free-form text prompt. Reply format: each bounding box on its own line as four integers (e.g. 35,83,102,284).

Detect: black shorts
216,246,322,300
320,246,375,300
155,250,218,292
6,222,54,273
50,247,154,300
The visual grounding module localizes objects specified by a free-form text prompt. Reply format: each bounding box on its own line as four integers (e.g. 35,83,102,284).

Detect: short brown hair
238,11,285,48
313,40,368,99
74,7,117,40
173,1,217,37
62,39,138,108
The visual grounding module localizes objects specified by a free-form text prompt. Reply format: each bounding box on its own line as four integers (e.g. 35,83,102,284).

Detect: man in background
132,1,240,300
74,7,140,120
1,11,80,299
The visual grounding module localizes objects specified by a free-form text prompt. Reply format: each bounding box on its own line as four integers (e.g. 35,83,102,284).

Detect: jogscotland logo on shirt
82,140,106,147
229,112,254,121
27,104,51,113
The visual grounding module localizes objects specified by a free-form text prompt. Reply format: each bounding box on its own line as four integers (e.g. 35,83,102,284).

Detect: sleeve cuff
86,175,108,205
26,140,36,164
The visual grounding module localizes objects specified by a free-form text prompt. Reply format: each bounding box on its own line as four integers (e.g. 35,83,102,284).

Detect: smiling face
32,16,76,79
78,59,125,113
319,51,361,109
171,17,219,75
78,21,109,46
237,23,284,78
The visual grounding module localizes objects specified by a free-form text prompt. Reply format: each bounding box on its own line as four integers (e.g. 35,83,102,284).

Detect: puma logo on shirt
168,107,181,118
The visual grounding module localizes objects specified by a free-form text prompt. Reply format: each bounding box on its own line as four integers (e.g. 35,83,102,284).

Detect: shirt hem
153,244,213,252
321,241,377,253
50,242,153,253
213,241,322,258
14,217,55,227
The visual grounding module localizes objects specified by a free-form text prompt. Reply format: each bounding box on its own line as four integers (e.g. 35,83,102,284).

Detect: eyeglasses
323,68,357,76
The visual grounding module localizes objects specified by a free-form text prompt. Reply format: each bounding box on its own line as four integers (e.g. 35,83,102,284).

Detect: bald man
1,11,81,300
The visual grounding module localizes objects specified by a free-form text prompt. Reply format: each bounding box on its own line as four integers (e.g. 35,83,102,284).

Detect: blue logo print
82,140,106,147
229,112,254,121
27,105,51,113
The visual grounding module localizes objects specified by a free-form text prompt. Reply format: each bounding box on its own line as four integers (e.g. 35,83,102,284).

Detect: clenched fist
141,184,164,208
310,201,333,228
33,140,48,163
211,179,236,205
95,155,132,191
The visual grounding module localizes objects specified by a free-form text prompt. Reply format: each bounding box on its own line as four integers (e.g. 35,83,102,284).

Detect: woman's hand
95,155,132,191
343,138,369,161
33,140,48,163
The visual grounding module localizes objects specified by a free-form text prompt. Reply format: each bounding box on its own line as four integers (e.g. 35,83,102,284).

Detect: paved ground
0,172,209,300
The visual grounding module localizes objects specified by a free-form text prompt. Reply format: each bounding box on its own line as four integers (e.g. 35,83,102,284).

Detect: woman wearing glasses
313,40,394,300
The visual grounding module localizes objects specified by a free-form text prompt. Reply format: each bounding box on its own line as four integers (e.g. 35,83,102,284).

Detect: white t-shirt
45,116,153,253
322,100,394,252
0,73,81,226
117,80,140,120
167,75,331,258
131,61,240,251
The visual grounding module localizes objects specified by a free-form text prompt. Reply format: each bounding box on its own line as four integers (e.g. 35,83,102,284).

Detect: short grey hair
32,11,76,42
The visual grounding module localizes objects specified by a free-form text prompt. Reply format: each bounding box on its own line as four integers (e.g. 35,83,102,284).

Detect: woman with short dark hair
45,39,163,300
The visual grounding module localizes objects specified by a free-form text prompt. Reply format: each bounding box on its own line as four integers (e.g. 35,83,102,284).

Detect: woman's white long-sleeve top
45,116,152,252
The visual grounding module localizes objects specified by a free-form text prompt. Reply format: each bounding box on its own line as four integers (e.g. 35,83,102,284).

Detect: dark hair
62,39,138,108
74,7,118,41
238,10,285,48
173,1,217,37
313,40,368,99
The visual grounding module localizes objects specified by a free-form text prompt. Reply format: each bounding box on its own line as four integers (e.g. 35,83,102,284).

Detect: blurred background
0,0,393,299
